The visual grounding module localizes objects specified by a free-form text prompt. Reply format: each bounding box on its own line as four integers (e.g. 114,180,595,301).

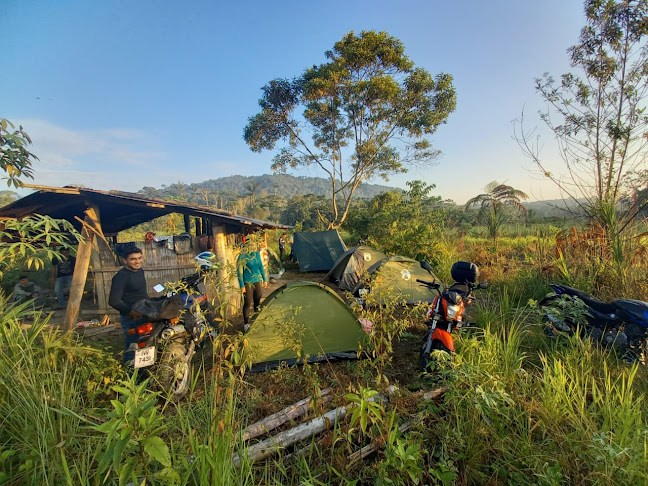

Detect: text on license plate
134,346,156,368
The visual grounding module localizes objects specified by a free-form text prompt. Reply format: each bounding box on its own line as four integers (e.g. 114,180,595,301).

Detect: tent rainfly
326,245,388,291
291,230,347,272
245,282,367,371
353,256,440,305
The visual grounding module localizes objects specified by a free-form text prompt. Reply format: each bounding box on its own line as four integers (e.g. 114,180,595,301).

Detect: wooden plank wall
91,238,197,314
90,227,242,318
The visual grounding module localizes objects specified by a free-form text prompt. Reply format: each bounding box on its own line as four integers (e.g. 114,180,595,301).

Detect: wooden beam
21,184,81,195
64,206,101,330
90,264,196,273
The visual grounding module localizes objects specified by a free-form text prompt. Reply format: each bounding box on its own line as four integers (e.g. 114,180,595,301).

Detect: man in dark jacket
109,247,148,365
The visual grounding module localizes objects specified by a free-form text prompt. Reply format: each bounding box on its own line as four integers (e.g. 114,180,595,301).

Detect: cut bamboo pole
243,388,333,441
234,385,396,466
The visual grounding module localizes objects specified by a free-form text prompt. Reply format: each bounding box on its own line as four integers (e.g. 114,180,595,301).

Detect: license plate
134,346,156,368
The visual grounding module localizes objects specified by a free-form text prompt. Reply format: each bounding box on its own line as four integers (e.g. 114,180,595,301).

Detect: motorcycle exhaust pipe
161,324,186,340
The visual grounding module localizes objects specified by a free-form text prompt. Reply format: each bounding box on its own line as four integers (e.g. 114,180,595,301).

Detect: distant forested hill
140,174,399,200
523,199,587,218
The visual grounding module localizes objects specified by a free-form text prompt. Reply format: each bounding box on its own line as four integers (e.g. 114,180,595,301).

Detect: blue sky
2,0,585,203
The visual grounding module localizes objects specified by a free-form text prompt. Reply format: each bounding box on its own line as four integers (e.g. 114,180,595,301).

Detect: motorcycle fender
431,328,455,352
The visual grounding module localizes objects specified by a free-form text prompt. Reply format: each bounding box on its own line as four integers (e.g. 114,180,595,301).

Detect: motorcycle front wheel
419,339,450,372
158,342,192,398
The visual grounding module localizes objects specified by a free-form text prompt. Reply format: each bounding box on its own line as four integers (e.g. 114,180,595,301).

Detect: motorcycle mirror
478,282,489,290
419,261,433,272
153,283,165,293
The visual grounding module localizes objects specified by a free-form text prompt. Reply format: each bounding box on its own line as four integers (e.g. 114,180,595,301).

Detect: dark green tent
292,230,347,272
326,245,388,291
353,256,439,305
245,282,366,370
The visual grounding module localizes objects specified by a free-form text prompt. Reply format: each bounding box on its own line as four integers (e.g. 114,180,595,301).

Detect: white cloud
14,118,164,190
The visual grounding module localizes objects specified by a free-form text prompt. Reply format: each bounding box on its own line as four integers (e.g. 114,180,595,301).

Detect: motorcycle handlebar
416,278,439,289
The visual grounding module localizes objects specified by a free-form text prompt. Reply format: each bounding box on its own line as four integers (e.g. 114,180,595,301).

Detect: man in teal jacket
236,246,268,331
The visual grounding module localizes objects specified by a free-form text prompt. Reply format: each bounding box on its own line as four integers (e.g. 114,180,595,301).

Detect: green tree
345,180,444,260
0,190,18,207
0,119,81,279
244,30,456,229
280,194,331,231
516,0,648,239
0,119,36,188
465,181,528,240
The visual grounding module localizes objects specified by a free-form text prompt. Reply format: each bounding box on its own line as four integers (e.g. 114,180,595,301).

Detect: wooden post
64,206,101,330
183,214,191,233
211,225,239,319
90,236,110,311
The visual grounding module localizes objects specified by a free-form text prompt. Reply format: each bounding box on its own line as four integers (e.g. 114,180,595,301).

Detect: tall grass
427,295,648,485
0,298,115,484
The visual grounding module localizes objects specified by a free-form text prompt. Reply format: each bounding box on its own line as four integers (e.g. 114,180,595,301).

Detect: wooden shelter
0,184,291,329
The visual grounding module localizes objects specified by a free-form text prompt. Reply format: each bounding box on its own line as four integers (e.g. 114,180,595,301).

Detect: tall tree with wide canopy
465,182,529,240
516,0,648,240
244,30,456,229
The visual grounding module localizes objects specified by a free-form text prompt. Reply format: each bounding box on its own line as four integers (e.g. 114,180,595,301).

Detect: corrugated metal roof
0,184,292,234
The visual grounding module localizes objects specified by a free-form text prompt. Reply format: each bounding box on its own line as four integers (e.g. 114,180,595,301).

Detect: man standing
279,233,287,260
50,248,76,309
236,243,268,332
108,247,148,365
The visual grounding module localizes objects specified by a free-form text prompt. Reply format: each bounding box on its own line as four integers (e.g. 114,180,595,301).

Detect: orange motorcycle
417,261,487,371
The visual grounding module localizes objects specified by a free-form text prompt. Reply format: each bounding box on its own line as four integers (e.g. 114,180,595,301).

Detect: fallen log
235,385,396,466
243,388,333,441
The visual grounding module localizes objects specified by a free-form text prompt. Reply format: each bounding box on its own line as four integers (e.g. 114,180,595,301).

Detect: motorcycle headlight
446,304,460,319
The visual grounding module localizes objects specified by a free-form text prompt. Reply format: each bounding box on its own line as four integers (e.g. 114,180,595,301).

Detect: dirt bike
129,252,217,398
539,284,648,363
417,261,488,371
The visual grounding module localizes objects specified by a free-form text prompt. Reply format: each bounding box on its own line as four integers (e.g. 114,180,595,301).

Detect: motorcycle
417,261,488,371
538,284,648,363
129,251,217,398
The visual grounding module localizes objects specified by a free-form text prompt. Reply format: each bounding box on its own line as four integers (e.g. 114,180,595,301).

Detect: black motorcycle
539,284,648,363
130,254,217,398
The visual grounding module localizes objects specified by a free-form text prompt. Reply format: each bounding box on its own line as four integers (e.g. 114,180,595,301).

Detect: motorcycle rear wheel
419,339,450,372
158,342,191,398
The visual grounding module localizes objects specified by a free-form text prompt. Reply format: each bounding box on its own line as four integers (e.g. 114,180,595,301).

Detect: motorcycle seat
553,285,617,314
448,283,470,296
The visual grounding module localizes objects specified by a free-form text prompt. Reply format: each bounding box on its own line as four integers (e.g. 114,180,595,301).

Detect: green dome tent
245,282,367,371
353,256,439,305
292,230,347,272
326,245,388,291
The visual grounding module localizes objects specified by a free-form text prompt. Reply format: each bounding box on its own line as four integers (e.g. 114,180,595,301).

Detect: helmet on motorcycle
195,251,217,270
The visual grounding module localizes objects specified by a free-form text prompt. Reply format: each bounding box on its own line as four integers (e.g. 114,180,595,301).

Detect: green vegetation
2,224,647,484
2,2,648,482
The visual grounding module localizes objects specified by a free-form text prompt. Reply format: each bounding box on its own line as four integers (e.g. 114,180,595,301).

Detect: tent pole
64,205,101,331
